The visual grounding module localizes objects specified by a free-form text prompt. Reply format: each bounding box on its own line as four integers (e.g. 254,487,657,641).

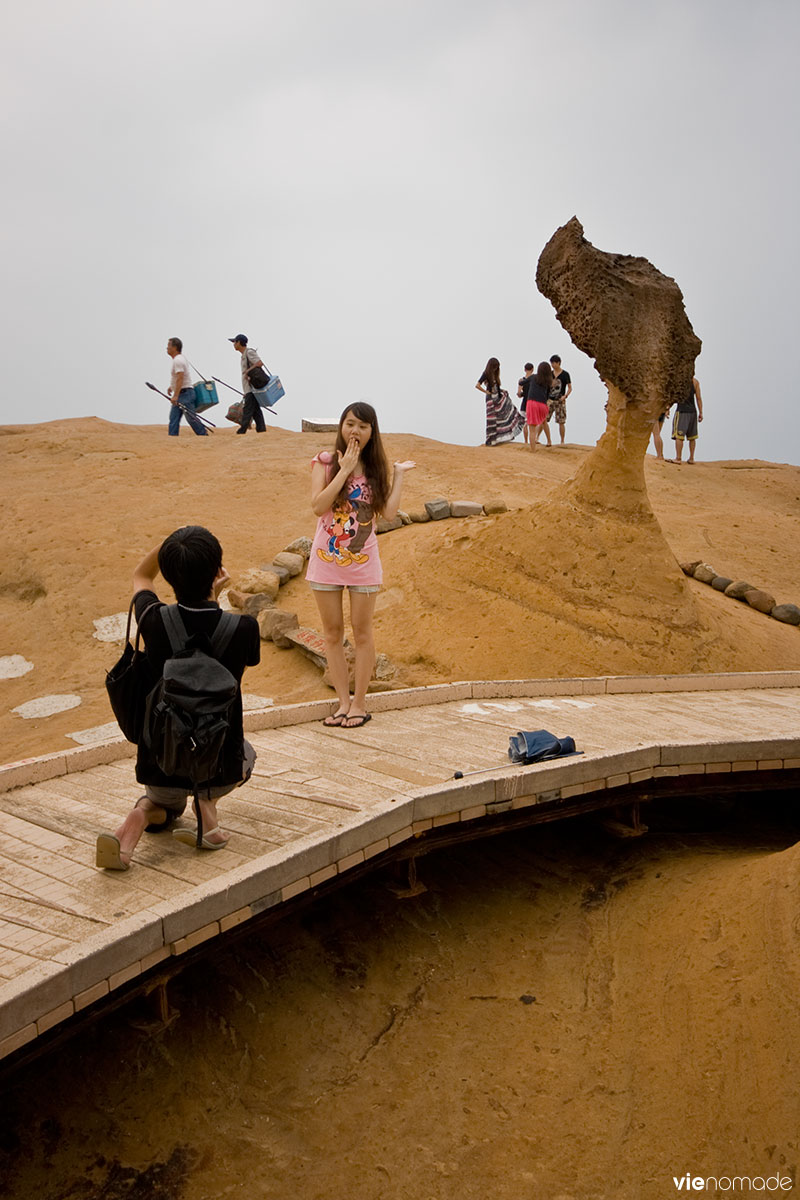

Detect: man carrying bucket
230,334,267,435
166,338,208,436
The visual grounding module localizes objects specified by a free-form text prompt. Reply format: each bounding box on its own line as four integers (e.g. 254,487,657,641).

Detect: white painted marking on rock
12,694,82,719
92,613,131,642
0,655,34,679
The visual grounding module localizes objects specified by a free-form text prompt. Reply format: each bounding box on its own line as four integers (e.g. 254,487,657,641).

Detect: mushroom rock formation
401,219,723,680
536,216,702,516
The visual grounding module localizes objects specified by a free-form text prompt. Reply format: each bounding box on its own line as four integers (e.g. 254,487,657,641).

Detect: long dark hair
333,402,390,513
536,361,554,391
483,357,500,390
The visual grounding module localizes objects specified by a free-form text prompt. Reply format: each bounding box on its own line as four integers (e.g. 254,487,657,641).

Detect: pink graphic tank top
305,452,383,586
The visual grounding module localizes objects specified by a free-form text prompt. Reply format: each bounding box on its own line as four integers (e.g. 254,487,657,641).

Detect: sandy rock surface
2,417,800,763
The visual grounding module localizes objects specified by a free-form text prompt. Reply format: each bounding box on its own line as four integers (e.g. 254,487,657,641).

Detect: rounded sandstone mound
392,497,798,680
2,417,800,762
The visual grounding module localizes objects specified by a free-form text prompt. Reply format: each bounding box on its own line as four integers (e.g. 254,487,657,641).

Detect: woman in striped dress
476,357,525,446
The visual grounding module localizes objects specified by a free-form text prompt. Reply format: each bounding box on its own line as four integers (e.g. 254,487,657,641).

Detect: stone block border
2,669,800,1061
681,560,800,627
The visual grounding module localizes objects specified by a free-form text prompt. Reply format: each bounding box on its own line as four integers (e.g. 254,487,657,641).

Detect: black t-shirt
478,371,500,396
551,369,571,400
518,375,534,407
527,380,549,405
133,588,261,788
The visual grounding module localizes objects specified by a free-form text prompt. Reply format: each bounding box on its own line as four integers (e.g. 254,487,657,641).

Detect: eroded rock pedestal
536,216,701,517
404,218,717,678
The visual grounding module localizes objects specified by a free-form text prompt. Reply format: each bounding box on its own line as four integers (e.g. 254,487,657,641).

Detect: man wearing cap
229,335,267,435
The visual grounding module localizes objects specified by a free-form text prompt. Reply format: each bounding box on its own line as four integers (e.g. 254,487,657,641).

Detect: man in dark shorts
548,355,572,445
671,376,703,463
96,526,261,870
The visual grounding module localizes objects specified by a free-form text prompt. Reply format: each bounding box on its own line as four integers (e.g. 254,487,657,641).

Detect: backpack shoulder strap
210,611,240,659
160,605,189,654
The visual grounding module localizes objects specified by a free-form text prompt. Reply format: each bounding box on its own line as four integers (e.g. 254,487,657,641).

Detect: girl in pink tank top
307,402,415,729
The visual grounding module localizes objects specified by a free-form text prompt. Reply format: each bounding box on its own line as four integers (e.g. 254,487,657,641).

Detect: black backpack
142,606,240,845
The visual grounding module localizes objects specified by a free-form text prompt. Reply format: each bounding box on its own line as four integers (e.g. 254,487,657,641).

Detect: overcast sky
2,0,798,462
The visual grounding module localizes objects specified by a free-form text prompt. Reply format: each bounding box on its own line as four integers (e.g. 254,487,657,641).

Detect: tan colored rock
377,516,403,533
484,500,508,515
745,589,776,614
450,501,484,518
408,510,431,523
234,569,281,598
725,581,755,601
273,551,305,577
374,652,396,680
399,219,710,684
537,217,701,438
537,217,701,520
772,604,800,625
257,608,299,647
262,563,290,584
283,537,312,560
241,593,274,617
679,560,702,576
320,641,396,688
397,511,412,525
283,627,328,670
692,564,716,584
425,498,450,521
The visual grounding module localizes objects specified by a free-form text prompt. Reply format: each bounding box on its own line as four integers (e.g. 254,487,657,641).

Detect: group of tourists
96,402,414,872
476,356,572,449
165,334,271,437
476,354,704,461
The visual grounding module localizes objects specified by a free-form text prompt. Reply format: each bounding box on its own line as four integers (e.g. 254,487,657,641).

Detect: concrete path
2,671,800,1063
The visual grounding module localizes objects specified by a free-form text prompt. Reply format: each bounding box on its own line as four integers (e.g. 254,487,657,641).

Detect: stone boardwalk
2,672,800,1063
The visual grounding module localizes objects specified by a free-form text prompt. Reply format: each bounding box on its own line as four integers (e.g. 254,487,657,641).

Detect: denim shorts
309,582,381,594
144,740,256,812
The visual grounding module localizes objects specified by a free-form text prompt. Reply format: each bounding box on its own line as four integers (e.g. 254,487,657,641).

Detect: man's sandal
172,826,229,851
95,834,130,871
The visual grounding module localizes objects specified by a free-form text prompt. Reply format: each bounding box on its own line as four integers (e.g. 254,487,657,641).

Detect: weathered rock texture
401,218,715,676
536,216,701,517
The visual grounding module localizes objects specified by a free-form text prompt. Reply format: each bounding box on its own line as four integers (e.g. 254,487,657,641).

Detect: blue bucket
194,380,219,412
255,374,285,408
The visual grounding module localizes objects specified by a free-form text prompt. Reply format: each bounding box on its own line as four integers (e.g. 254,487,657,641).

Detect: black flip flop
322,712,349,727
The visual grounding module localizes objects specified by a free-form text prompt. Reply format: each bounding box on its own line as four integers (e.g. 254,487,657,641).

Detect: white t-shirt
170,354,193,394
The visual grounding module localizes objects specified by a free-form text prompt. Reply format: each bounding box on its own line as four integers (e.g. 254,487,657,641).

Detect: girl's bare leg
652,420,664,459
346,590,378,722
313,589,351,713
